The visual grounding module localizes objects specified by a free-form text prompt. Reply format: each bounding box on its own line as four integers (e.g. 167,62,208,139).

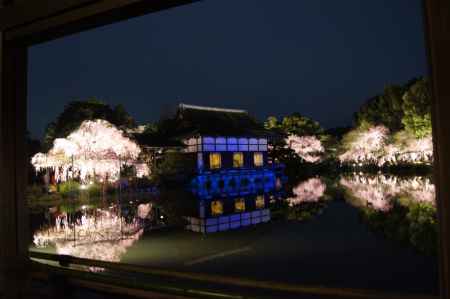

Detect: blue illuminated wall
184,136,270,172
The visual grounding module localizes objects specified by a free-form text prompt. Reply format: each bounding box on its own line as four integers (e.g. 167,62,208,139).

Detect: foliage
407,203,438,255
353,77,431,139
156,188,197,226
354,84,407,131
265,113,324,136
362,201,437,255
264,116,279,130
265,114,336,169
87,182,102,197
151,152,196,186
58,180,81,197
402,78,432,139
43,99,136,150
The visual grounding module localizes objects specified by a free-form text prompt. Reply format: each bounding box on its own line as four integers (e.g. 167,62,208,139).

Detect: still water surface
29,173,439,294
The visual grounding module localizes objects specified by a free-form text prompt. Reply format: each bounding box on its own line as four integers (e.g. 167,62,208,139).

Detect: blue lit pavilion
166,103,286,233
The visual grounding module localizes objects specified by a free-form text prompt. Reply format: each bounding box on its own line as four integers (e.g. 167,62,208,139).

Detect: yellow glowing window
254,152,264,167
235,198,246,212
255,195,265,209
209,153,222,169
233,152,244,168
211,200,223,216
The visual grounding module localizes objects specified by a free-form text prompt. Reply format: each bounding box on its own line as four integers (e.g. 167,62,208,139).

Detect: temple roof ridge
178,103,247,114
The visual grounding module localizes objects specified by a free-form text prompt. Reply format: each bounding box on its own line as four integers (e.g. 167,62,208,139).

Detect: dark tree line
43,98,136,150
354,77,431,138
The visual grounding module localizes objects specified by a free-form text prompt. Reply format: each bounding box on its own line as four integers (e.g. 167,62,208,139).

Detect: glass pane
254,153,263,167
255,195,265,209
209,153,221,169
211,200,224,216
234,198,246,212
233,152,244,168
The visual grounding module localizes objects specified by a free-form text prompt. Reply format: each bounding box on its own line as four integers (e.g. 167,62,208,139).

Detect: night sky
28,0,427,138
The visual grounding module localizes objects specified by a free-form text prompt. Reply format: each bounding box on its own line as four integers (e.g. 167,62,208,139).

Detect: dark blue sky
28,0,427,138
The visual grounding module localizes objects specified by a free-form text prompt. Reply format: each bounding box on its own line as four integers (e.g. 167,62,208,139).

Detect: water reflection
32,202,154,271
339,174,437,255
287,178,326,206
340,174,435,211
186,194,273,233
30,173,438,273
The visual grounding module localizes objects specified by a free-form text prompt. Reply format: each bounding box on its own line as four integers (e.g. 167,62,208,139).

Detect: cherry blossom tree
338,125,389,166
338,125,433,167
32,119,149,183
285,135,324,163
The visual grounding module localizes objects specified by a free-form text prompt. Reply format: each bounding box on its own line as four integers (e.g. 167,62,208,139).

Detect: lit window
255,195,265,209
235,198,245,212
233,152,244,168
254,152,264,167
209,153,221,169
211,200,223,216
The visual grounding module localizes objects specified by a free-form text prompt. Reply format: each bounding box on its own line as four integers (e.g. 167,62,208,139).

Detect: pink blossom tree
285,135,324,163
32,119,149,183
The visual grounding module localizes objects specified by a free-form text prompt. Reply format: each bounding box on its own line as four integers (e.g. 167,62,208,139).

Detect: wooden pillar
0,31,29,298
424,1,450,298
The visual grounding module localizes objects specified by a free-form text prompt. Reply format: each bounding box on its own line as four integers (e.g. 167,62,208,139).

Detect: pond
29,173,439,295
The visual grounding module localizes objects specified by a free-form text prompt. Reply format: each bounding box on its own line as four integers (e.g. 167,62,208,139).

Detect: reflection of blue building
186,193,272,233
162,103,285,233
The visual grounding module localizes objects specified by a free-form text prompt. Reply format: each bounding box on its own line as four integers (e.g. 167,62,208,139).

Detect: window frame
1,1,450,298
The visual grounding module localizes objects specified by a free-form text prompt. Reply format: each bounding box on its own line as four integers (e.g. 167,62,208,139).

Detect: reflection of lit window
254,152,263,167
209,153,221,169
235,198,245,212
211,200,223,215
233,152,244,168
255,195,265,209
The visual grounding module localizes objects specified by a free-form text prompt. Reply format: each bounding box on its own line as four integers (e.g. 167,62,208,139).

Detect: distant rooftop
162,103,274,138
178,103,247,114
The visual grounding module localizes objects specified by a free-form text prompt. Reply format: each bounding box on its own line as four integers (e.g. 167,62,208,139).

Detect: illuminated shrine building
171,103,277,173
166,104,285,233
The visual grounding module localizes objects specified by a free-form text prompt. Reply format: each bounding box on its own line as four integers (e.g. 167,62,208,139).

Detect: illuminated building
162,104,286,233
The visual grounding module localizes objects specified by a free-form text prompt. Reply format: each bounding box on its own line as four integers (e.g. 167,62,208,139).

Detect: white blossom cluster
338,125,433,166
286,135,324,163
32,119,150,182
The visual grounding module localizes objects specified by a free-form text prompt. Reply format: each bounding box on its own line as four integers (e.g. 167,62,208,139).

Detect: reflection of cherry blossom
287,178,326,206
57,230,143,272
33,205,148,272
286,135,324,163
137,203,152,219
340,174,436,212
31,119,149,183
